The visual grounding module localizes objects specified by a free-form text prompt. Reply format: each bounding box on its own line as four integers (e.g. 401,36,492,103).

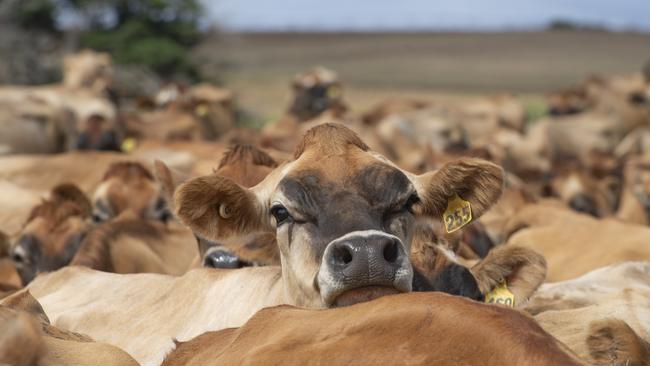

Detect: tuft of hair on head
587,318,650,366
218,144,277,169
293,123,369,159
102,161,154,182
25,184,91,226
50,183,92,216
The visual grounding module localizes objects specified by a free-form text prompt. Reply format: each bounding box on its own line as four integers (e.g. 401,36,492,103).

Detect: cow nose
319,232,413,306
203,249,242,269
569,194,599,217
329,237,403,272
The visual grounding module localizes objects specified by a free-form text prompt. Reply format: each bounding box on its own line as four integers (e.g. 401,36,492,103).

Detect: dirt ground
194,30,650,124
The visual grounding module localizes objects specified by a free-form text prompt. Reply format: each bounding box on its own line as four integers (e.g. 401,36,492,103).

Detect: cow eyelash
270,204,293,226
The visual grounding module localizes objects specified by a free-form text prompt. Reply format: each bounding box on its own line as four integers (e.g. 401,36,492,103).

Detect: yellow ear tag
485,281,515,307
327,85,341,99
195,104,209,117
120,138,137,153
443,193,472,233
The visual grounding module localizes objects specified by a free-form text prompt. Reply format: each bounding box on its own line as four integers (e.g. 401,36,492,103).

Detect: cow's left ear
415,158,504,221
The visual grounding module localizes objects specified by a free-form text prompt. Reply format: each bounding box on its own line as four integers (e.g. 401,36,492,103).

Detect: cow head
156,144,281,269
543,161,615,218
289,67,346,122
175,123,504,307
75,114,122,152
10,184,91,284
92,162,170,223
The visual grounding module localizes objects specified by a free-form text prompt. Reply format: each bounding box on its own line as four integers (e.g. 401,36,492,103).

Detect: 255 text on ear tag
485,281,515,307
443,193,472,233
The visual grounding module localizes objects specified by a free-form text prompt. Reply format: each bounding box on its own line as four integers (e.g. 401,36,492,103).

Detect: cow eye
403,193,420,214
270,205,292,226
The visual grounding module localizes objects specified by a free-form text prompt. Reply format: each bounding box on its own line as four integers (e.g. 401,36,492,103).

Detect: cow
0,99,77,155
0,291,138,366
158,144,283,269
505,202,650,281
70,211,197,276
162,292,585,366
287,67,347,122
9,184,91,285
0,50,119,151
24,123,505,365
91,161,171,223
527,262,650,365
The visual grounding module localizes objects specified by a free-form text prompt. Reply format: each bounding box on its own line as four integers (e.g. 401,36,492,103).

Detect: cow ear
153,159,190,213
415,158,504,221
174,174,269,241
470,246,547,308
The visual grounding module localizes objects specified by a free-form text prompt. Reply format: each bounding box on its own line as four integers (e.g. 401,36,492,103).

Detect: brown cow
26,123,505,364
287,67,347,122
527,262,650,365
0,291,138,366
505,202,650,281
162,292,584,366
92,161,171,223
9,184,91,284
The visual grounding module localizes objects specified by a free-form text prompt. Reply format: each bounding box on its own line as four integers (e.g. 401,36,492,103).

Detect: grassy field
193,31,650,123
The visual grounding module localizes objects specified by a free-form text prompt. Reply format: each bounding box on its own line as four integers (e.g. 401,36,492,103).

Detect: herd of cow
1,50,650,365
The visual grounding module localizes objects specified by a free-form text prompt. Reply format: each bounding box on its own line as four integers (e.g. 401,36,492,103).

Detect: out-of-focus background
2,0,648,126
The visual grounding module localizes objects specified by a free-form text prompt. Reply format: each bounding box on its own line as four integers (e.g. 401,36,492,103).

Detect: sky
203,0,650,32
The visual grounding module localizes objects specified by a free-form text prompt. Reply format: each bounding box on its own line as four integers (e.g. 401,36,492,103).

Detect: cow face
289,67,345,122
175,124,504,308
544,164,614,218
76,114,122,152
10,184,91,284
93,162,170,223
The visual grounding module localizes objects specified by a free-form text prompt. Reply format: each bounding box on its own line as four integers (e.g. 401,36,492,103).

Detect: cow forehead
277,160,414,210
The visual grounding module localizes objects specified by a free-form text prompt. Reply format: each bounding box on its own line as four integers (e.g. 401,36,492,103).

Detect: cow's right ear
153,159,190,213
174,174,269,241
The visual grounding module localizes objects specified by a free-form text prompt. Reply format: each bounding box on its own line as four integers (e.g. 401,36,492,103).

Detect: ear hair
418,158,504,219
470,245,547,308
174,174,268,241
153,159,190,213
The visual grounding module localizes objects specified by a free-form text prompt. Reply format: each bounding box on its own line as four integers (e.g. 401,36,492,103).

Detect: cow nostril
332,244,353,265
383,240,399,263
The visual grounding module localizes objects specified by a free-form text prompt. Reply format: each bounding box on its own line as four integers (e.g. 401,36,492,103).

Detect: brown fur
586,319,650,366
175,174,266,241
102,161,154,182
420,158,505,219
0,291,139,365
218,144,278,170
71,216,163,272
162,292,585,366
471,246,547,307
25,184,91,227
293,122,369,159
0,230,8,258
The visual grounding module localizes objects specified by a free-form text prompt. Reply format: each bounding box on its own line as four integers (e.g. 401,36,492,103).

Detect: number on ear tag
443,193,472,233
485,281,515,307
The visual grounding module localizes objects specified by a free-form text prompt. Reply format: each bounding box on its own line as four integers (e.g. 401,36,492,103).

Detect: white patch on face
564,175,584,197
93,182,110,202
330,229,402,244
436,244,460,265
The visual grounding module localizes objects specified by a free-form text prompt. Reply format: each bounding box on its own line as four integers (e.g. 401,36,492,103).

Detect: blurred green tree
62,0,204,80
